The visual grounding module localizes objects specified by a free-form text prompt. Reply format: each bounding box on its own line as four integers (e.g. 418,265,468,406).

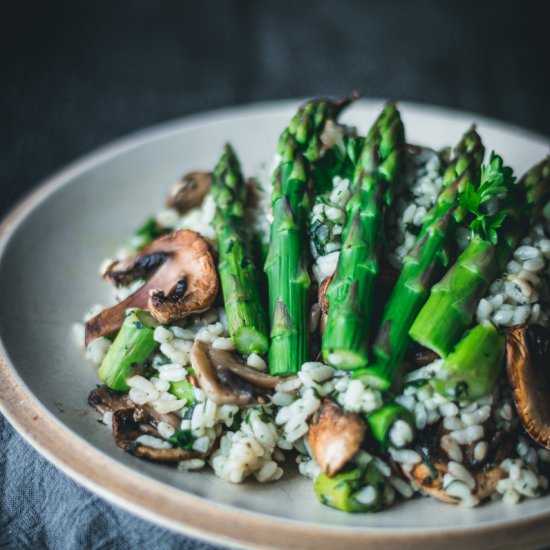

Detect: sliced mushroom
112,408,199,463
85,230,218,344
190,340,283,405
89,386,180,430
507,324,550,449
88,386,133,414
166,171,211,214
309,400,366,476
402,461,505,504
401,421,515,504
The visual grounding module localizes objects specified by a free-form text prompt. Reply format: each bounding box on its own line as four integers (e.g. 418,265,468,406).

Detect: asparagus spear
98,309,158,391
410,155,550,357
322,103,405,370
283,95,359,193
431,321,505,400
314,460,386,513
364,128,484,389
265,141,310,376
366,402,415,450
212,144,269,356
265,98,354,375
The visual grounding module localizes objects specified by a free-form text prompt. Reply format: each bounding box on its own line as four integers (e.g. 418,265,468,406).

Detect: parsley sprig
459,152,516,244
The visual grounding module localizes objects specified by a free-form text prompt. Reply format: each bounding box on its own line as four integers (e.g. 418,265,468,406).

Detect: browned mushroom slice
85,230,218,344
166,171,211,214
89,386,181,431
402,461,457,504
475,467,506,500
88,386,134,414
208,346,282,390
507,324,550,449
112,408,199,463
190,340,283,405
402,460,505,504
399,420,512,504
308,400,366,477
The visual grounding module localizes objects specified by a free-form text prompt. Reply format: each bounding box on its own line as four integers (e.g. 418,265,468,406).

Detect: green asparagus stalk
364,128,484,389
322,103,405,370
410,155,550,357
366,402,415,450
283,95,358,193
265,142,310,375
211,144,269,356
314,460,386,513
431,321,505,400
98,309,158,391
265,98,355,375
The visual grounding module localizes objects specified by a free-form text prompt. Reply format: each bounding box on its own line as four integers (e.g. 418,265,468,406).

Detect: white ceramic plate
1,100,549,549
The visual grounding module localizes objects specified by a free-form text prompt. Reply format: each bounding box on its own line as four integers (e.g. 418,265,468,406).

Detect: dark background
1,1,549,548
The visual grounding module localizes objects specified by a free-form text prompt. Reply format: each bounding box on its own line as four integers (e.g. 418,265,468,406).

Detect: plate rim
1,98,550,549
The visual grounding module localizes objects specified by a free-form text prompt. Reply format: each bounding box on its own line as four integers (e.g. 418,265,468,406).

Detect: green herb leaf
459,152,516,243
168,429,195,450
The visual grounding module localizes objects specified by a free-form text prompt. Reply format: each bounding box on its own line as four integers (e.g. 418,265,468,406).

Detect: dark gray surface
1,1,549,548
0,416,221,550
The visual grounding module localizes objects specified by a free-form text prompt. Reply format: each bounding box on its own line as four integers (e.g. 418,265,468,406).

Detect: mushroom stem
190,340,282,405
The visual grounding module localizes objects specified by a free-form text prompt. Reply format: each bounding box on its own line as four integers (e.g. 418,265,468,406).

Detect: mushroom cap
507,324,550,449
308,400,366,477
190,340,283,405
166,171,211,214
85,230,218,344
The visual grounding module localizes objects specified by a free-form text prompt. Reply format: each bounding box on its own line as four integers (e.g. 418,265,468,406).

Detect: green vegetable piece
367,127,484,388
366,403,415,449
170,379,195,403
211,144,269,356
266,98,355,376
314,462,386,513
431,321,505,400
322,102,405,369
97,309,158,391
410,155,550,357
